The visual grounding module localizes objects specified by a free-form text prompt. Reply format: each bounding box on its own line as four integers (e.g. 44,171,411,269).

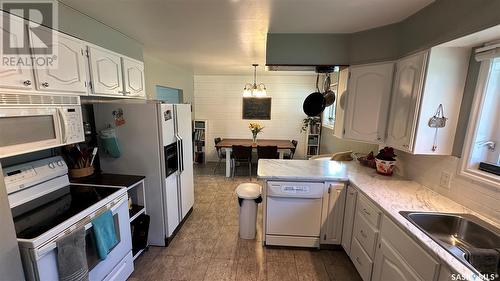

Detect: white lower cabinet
321,182,347,244
341,185,358,255
344,190,443,281
372,238,422,281
372,216,440,281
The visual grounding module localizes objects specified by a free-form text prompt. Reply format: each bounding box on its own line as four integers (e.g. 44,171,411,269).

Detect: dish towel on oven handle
92,210,118,260
56,227,89,281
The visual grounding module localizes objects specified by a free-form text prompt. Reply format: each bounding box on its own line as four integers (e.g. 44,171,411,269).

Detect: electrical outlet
439,171,452,189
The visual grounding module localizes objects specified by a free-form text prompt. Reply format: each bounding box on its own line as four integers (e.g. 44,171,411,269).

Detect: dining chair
257,145,279,160
231,145,252,179
213,137,225,174
284,140,298,159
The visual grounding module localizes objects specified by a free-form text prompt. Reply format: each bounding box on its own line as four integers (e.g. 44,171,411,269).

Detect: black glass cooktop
12,185,120,239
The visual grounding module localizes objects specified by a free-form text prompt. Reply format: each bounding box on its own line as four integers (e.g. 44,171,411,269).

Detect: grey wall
57,2,143,60
267,0,500,66
266,34,350,66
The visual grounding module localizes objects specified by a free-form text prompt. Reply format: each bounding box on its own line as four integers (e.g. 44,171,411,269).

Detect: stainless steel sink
400,211,500,278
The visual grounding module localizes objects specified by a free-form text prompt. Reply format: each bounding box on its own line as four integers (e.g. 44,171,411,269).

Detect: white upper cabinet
0,12,35,91
386,52,427,151
122,57,146,98
344,62,394,144
386,48,470,154
87,46,123,96
29,27,87,94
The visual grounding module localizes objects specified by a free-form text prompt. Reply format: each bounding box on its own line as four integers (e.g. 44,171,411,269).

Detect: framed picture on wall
242,97,272,120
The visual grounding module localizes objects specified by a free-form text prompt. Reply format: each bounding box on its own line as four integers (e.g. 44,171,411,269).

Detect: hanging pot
323,74,336,107
303,74,326,116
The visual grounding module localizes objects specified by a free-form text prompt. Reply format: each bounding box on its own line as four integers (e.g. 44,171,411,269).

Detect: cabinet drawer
353,212,378,258
351,238,373,281
356,194,381,228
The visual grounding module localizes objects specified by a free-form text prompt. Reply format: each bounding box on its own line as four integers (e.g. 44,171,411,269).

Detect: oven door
0,107,63,158
24,197,132,281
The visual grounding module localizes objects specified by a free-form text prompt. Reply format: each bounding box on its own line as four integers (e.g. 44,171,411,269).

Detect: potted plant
375,147,397,176
301,116,321,134
249,122,264,143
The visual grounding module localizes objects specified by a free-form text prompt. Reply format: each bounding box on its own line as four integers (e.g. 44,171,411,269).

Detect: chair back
214,137,223,158
214,137,222,147
257,145,279,159
232,145,252,160
291,140,298,152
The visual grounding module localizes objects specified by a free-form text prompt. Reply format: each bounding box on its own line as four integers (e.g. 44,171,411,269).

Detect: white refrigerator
93,102,194,246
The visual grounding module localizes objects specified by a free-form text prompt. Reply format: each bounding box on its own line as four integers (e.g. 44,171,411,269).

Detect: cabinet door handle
362,208,371,216
23,80,32,86
356,256,363,266
360,229,367,238
348,191,356,195
41,82,49,88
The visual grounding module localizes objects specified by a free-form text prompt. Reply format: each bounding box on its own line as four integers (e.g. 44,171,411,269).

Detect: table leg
225,148,231,178
279,150,284,159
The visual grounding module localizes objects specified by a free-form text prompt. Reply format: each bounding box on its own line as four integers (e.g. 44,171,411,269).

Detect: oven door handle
35,195,127,259
57,108,68,143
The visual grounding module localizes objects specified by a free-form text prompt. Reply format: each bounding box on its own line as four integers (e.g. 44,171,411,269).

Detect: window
460,46,500,187
322,84,337,129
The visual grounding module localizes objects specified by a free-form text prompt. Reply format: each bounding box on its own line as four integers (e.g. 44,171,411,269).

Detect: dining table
215,138,295,177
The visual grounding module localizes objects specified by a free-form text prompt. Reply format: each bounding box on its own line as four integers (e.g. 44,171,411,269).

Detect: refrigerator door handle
179,137,184,172
176,136,182,174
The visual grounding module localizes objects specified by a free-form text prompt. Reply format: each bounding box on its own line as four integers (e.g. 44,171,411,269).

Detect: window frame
459,55,500,188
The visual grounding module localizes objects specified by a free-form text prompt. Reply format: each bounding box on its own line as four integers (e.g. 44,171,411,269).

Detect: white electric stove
4,156,133,281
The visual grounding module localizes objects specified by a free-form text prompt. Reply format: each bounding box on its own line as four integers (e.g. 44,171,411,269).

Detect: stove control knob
48,162,56,169
56,160,64,167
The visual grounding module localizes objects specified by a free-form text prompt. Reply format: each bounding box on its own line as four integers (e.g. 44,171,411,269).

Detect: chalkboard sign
242,97,272,120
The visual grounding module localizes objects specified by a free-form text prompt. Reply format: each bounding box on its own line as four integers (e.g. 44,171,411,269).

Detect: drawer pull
362,208,371,216
356,256,363,266
360,229,367,238
348,191,356,195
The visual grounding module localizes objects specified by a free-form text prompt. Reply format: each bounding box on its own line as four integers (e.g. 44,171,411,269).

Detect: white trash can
236,183,262,240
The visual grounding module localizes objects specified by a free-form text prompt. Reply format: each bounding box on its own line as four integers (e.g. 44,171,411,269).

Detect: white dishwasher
265,181,325,247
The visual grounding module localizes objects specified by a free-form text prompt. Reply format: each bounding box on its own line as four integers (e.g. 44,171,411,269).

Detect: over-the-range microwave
0,94,84,158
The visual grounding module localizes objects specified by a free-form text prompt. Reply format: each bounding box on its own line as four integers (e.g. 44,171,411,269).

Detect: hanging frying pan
323,73,336,107
303,74,326,116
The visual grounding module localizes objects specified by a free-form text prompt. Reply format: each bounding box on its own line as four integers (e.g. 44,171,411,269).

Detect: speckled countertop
257,159,500,280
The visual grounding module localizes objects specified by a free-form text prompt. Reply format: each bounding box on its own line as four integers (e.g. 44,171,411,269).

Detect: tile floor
129,163,362,281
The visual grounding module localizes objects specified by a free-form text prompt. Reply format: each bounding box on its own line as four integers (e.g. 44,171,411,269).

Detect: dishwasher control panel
267,181,324,198
281,185,310,194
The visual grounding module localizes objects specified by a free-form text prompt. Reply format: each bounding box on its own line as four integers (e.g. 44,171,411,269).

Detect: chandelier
243,64,267,97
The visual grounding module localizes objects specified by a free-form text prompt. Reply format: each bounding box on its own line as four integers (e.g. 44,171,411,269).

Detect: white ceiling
60,0,434,74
